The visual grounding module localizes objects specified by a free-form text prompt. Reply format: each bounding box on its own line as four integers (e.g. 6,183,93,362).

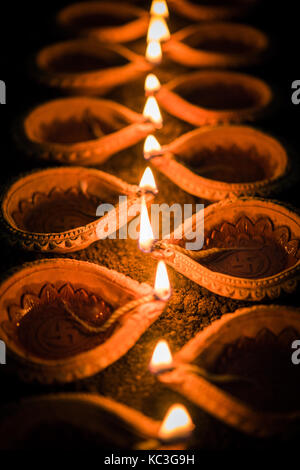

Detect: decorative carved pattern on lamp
0,259,166,383
1,167,154,253
152,198,300,300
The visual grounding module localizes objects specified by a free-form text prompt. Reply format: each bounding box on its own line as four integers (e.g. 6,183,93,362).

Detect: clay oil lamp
162,23,269,68
1,166,156,253
0,393,194,450
34,39,152,96
152,197,300,301
153,305,300,437
56,1,149,44
144,126,290,201
0,258,168,383
16,97,156,166
155,70,272,126
167,0,258,22
0,393,160,450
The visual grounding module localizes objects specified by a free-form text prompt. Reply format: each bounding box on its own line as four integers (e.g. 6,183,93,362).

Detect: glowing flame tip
158,404,195,442
147,16,170,43
149,339,173,374
139,196,154,253
143,96,163,127
146,40,162,64
145,73,161,94
154,260,171,301
139,166,157,192
150,0,169,17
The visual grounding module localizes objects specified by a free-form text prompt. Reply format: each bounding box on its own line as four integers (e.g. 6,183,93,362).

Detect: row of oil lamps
135,0,195,445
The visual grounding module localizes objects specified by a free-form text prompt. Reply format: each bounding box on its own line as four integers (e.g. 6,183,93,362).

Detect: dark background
1,0,299,185
0,0,300,451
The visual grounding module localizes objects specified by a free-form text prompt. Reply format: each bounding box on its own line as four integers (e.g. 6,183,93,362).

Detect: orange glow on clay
139,196,154,253
146,40,162,64
149,339,173,374
143,96,163,128
158,404,195,442
139,166,157,193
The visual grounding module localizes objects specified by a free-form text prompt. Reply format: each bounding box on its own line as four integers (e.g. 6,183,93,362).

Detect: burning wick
143,96,163,128
145,73,161,95
147,16,170,42
150,0,169,18
149,339,173,374
158,405,195,442
146,40,162,64
144,135,162,160
154,260,171,301
139,166,157,194
139,196,155,253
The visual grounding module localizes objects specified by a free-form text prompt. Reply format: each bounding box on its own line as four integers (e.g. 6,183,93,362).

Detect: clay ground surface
0,0,300,449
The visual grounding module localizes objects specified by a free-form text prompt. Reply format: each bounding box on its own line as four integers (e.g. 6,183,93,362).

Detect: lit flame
150,0,169,18
145,73,161,95
146,40,162,64
154,260,171,301
147,16,170,42
158,404,195,442
149,339,173,374
143,96,163,127
144,135,161,159
139,196,154,253
139,167,157,193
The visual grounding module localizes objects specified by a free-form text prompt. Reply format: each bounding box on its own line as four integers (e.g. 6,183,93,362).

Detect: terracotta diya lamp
57,1,149,44
163,23,269,68
156,305,300,437
0,393,160,449
155,70,272,126
146,126,290,201
153,198,300,300
1,167,155,253
0,259,166,383
168,0,258,22
16,97,156,166
34,39,152,96
0,393,194,450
